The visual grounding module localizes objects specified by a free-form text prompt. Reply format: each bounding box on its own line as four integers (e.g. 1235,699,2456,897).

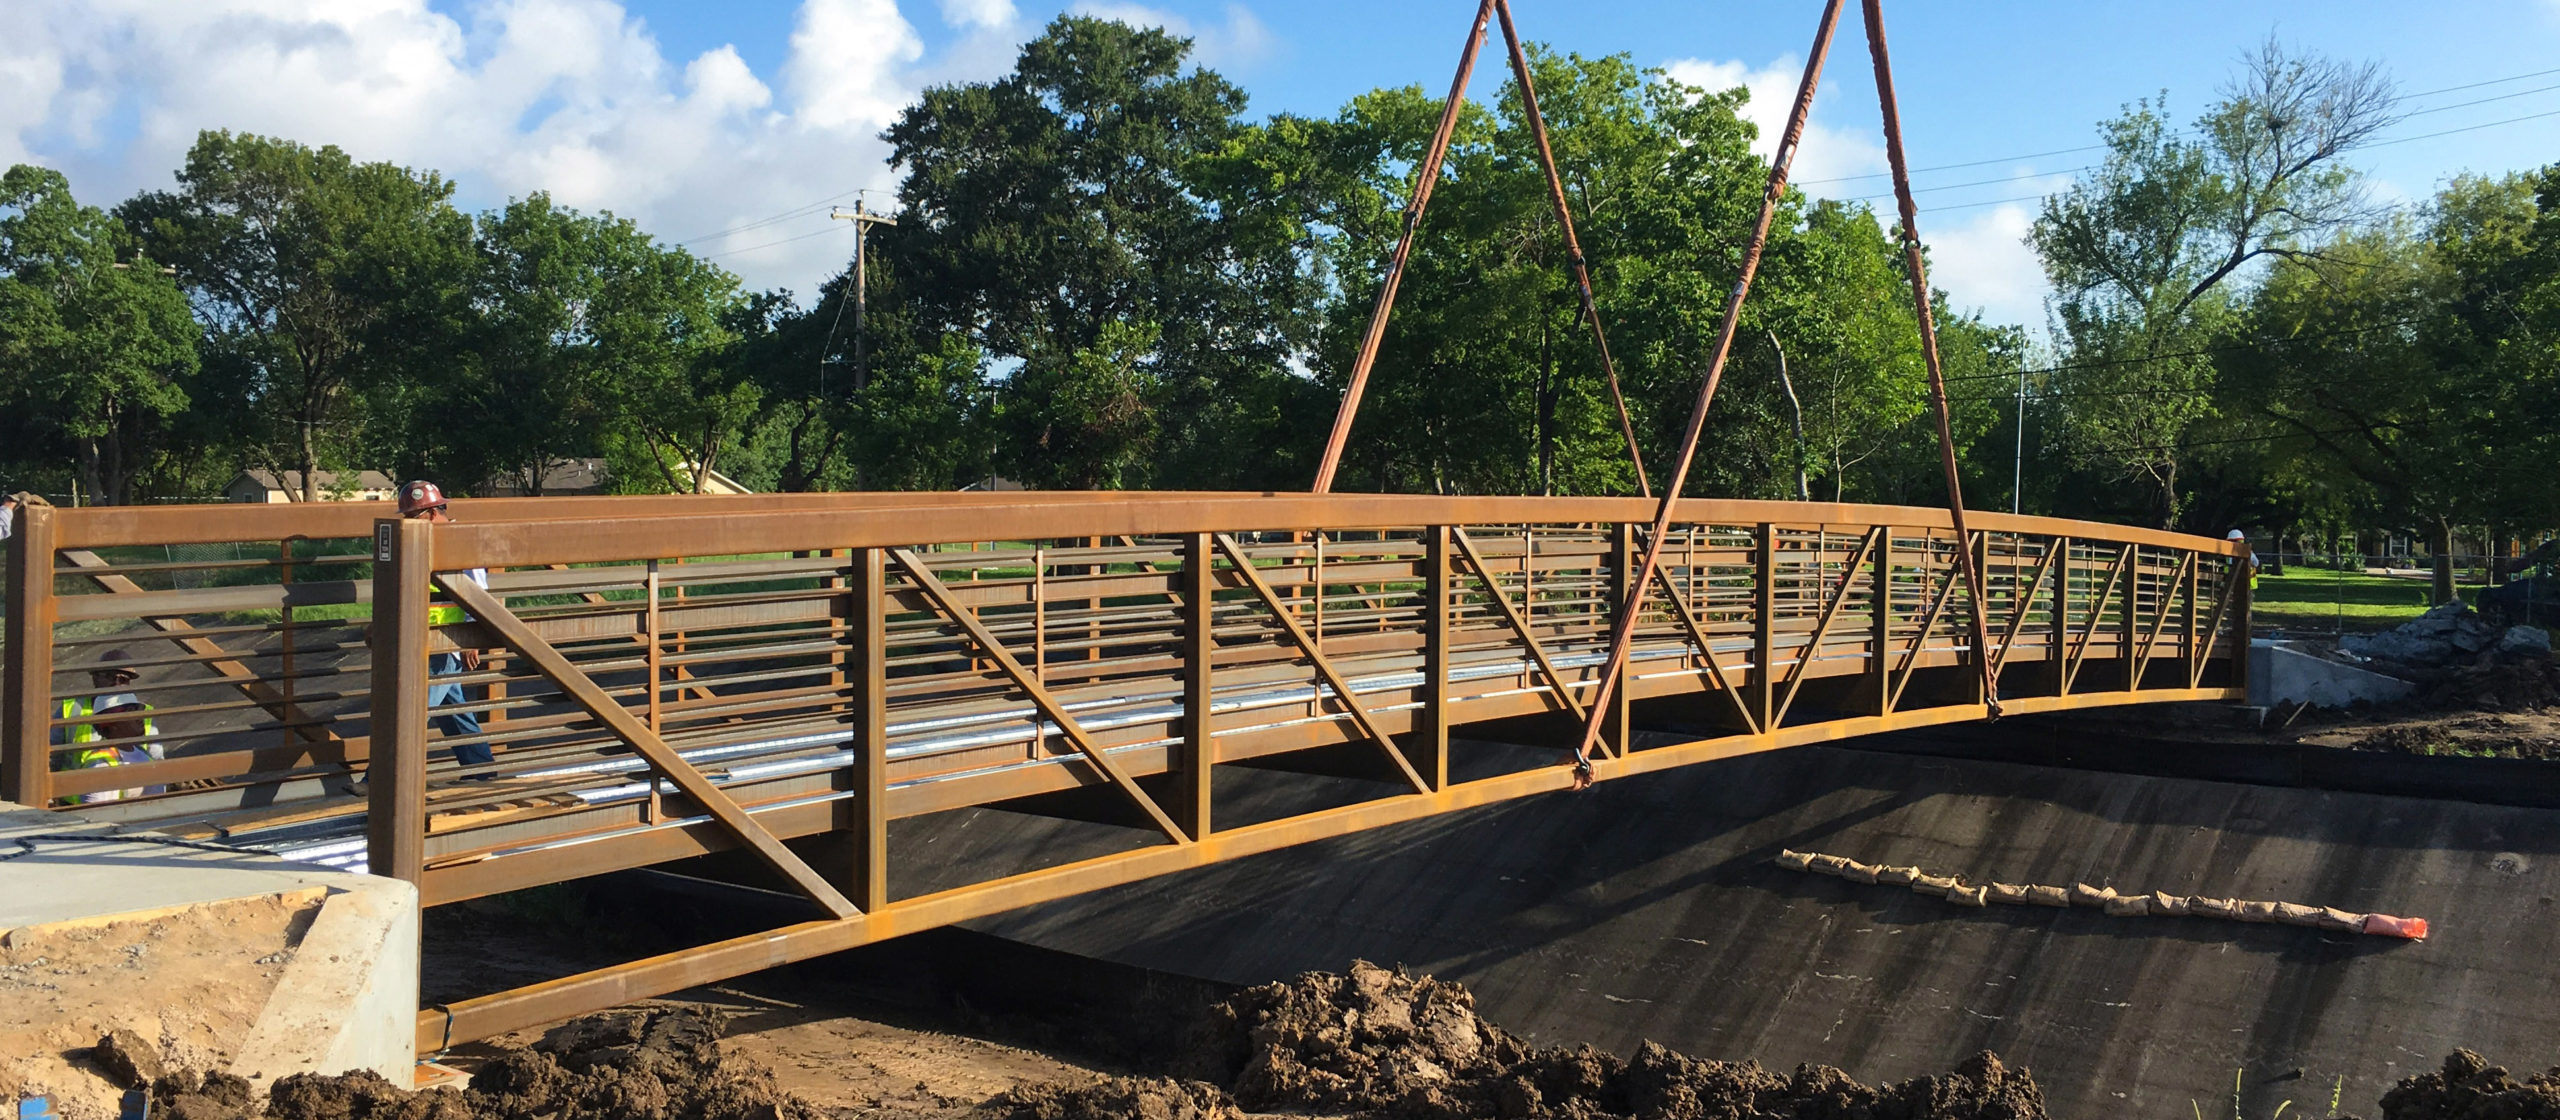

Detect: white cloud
1661,55,1884,191
1921,200,2047,332
3,0,943,300
1070,1,1274,72
939,0,1018,30
1662,55,2062,333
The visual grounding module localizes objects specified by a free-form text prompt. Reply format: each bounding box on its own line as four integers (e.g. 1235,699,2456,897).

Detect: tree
2032,39,2395,526
123,131,474,499
880,16,1324,489
0,165,199,505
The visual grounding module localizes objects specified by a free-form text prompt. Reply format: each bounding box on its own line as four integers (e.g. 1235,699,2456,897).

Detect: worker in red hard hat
400,480,496,775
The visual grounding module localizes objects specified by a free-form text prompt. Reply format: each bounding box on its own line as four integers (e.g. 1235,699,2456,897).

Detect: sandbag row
1771,849,2428,940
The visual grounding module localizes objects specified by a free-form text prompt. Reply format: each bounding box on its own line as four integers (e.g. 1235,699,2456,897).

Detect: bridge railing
5,495,2248,871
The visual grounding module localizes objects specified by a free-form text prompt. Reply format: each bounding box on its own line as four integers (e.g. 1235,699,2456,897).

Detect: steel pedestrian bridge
1,492,2248,1050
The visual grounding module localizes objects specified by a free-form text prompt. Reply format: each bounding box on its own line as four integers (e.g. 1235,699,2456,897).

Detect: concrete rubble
2272,602,2558,711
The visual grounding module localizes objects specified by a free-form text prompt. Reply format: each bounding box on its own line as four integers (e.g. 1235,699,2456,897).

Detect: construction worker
2229,529,2261,589
52,649,160,803
400,481,495,773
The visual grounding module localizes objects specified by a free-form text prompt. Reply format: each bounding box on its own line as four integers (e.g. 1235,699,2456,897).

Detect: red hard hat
398,480,447,515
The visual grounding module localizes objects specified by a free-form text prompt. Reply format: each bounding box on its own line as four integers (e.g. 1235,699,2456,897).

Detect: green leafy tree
0,165,199,505
2032,39,2396,526
122,131,474,499
880,15,1324,489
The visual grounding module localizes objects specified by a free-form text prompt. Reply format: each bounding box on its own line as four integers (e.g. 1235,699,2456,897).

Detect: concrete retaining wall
0,804,416,1118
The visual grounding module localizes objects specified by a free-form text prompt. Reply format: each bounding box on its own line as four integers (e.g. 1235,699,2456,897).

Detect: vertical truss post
850,547,890,911
2052,537,2072,698
1423,526,1453,790
4,498,55,805
1754,524,1777,733
1177,533,1216,840
1872,528,1895,716
366,517,432,886
1607,522,1635,758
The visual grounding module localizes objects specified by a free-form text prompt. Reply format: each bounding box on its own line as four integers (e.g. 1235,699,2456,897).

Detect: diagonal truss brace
433,574,860,918
1985,542,2062,677
2063,544,2133,695
1886,534,1972,714
1449,529,1591,725
888,549,1190,844
1212,534,1432,796
1642,559,1761,736
2129,551,2197,688
1771,527,1881,728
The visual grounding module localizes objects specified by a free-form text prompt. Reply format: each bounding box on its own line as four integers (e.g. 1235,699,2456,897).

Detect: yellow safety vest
56,697,156,805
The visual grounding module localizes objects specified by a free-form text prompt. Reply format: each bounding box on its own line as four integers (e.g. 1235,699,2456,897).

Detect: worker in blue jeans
399,481,493,772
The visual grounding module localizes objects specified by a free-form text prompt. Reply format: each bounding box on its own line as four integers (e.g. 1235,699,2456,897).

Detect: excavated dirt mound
1191,961,2047,1120
989,1077,1239,1120
2356,1050,2560,1120
128,965,2054,1120
146,1008,821,1120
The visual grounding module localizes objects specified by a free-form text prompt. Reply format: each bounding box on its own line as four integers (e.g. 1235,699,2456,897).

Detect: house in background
480,458,613,497
224,469,398,503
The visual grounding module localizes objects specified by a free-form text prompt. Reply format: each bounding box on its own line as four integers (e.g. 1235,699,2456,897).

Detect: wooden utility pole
830,200,899,396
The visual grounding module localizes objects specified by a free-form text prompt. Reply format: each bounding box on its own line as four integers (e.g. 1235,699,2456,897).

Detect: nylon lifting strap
1562,0,2002,784
1309,0,1649,496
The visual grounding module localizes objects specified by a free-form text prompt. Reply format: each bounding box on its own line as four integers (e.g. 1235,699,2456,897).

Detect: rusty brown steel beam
1491,0,1649,496
4,496,56,804
1563,0,1851,781
434,573,861,918
408,496,2242,573
1311,0,1498,493
1861,0,2002,715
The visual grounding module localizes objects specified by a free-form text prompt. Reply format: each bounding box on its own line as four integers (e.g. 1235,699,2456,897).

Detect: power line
695,222,853,261
1795,62,2560,188
677,189,867,246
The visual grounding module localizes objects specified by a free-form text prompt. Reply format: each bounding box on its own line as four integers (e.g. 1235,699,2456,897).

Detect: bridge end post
4,497,55,806
366,517,431,886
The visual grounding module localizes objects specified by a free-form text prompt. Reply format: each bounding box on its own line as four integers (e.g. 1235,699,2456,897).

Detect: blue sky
7,0,2557,333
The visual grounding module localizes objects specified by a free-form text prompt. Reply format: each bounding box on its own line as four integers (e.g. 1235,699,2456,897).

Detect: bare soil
0,889,321,1120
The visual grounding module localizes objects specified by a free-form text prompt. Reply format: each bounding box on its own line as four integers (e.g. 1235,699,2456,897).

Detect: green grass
2252,567,2475,634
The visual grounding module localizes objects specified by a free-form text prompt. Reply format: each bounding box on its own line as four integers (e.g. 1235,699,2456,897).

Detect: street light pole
2013,364,2025,515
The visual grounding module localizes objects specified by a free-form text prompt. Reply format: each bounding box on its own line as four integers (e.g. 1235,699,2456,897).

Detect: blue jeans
428,652,492,766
